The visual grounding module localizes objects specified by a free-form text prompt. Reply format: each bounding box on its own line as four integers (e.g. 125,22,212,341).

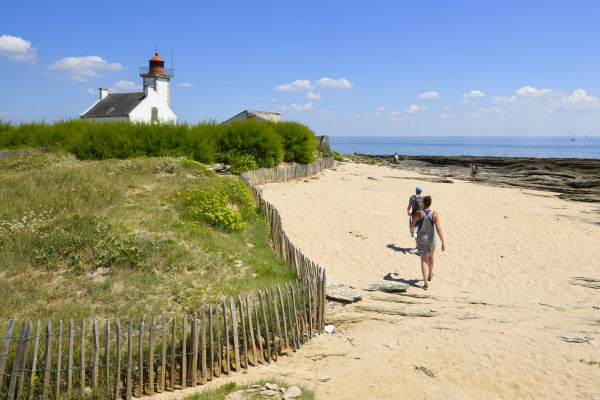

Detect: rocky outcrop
345,154,600,203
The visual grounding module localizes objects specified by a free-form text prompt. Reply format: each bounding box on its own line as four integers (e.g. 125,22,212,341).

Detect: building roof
221,110,282,125
80,92,145,118
150,52,164,62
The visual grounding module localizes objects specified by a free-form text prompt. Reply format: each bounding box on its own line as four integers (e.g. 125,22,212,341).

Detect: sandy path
158,162,600,400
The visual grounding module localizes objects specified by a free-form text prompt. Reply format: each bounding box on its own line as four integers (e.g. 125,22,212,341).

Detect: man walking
407,185,424,246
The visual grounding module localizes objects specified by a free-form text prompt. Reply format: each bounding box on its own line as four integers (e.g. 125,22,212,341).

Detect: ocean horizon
329,136,600,159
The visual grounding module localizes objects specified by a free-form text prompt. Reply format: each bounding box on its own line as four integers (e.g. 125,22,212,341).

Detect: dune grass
0,150,297,322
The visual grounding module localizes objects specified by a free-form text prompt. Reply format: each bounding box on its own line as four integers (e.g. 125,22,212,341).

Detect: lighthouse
139,52,174,106
80,51,177,123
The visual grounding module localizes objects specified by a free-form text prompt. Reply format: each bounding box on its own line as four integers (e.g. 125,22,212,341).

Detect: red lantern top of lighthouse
139,51,173,78
149,52,165,75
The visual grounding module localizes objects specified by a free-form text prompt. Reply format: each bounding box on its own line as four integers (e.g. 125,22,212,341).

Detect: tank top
416,209,435,241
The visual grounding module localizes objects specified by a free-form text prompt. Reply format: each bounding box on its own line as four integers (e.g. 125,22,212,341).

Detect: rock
326,286,362,303
324,324,334,333
367,176,382,181
318,376,330,382
260,389,279,396
283,386,302,398
364,281,409,292
265,383,279,391
225,390,248,400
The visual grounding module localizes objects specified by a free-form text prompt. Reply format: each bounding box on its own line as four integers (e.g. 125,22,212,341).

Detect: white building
80,52,177,123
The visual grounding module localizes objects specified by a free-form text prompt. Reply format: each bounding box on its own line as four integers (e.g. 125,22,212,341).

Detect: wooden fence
240,157,334,205
0,156,334,400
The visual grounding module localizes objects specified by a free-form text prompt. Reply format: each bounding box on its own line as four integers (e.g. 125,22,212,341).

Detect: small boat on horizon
571,133,576,141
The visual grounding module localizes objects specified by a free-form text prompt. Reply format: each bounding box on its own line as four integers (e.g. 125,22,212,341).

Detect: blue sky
1,0,600,136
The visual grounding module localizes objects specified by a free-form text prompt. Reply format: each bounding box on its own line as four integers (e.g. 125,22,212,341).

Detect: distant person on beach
410,195,446,290
470,164,478,182
393,153,399,164
407,186,424,244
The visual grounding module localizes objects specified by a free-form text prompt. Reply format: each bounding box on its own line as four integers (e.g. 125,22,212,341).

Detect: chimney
99,88,108,100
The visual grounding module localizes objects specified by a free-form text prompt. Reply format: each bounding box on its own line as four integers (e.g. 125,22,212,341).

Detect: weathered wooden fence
0,279,324,400
240,157,334,205
0,156,334,400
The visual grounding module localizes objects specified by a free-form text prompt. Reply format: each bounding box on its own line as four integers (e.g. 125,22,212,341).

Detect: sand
158,162,600,400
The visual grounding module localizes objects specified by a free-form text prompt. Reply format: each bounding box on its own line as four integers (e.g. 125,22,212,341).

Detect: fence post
42,320,52,400
54,320,62,400
67,319,74,398
0,320,15,393
229,297,240,372
29,320,42,400
16,321,33,400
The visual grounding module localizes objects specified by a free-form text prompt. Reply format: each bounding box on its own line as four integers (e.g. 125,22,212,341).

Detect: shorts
416,236,437,255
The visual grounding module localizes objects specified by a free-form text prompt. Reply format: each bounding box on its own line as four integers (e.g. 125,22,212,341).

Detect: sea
329,136,600,159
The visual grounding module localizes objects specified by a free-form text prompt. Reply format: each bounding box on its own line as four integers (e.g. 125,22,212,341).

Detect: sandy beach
160,161,600,400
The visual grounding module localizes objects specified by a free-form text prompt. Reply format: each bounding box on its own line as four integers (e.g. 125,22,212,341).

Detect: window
151,107,158,122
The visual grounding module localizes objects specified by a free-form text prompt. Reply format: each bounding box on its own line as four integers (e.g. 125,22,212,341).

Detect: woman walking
409,196,446,290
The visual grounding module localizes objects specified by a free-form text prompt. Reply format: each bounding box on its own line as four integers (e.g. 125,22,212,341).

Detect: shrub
218,119,282,168
181,179,255,231
272,121,316,164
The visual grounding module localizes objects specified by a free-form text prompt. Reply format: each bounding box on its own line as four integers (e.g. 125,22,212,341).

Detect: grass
182,379,315,400
0,150,298,322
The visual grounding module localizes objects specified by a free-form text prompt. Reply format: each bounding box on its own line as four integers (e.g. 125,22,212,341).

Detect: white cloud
389,110,400,116
558,89,599,108
178,82,194,87
270,98,278,103
307,91,322,100
276,104,290,110
291,102,313,111
376,107,386,111
436,113,454,119
35,105,43,110
346,113,360,120
479,107,501,113
405,104,427,114
112,80,141,91
0,35,37,62
460,99,469,104
315,77,353,89
463,90,486,98
275,79,313,91
466,112,481,118
443,106,452,110
0,111,9,117
516,86,552,98
418,91,439,99
82,88,96,94
492,95,517,104
48,56,123,82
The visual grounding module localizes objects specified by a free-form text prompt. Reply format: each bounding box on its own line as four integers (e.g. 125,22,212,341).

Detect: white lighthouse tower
140,52,174,106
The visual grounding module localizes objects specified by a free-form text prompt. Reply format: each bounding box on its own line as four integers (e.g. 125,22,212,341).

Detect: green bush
218,119,282,168
272,121,316,164
181,179,256,231
0,118,319,169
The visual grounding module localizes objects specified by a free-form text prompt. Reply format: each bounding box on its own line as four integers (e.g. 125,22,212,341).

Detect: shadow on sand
387,243,418,255
383,272,420,288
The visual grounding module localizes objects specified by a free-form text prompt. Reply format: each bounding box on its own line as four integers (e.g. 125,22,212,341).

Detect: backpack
412,194,424,213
